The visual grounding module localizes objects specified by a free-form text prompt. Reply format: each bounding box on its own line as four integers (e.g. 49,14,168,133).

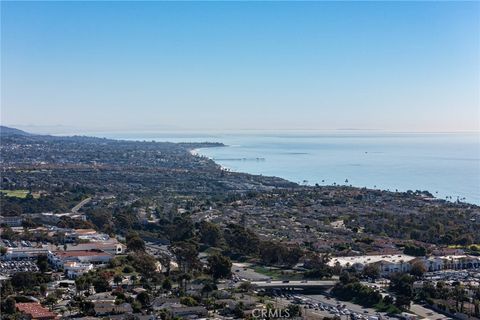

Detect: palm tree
130,274,137,286
453,285,467,313
113,274,122,287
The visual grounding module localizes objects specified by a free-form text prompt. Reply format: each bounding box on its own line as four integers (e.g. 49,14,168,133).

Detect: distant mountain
0,126,33,136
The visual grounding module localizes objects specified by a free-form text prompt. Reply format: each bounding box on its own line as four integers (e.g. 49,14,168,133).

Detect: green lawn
0,189,30,198
374,301,401,314
252,266,303,280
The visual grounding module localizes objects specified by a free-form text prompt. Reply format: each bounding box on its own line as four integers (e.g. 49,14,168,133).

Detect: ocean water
100,131,480,205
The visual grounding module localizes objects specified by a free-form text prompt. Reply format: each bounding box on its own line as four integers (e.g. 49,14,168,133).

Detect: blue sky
1,1,479,134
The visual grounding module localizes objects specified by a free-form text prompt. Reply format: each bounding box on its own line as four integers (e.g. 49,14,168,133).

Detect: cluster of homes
328,253,480,276
1,229,125,279
15,302,58,320
0,211,87,228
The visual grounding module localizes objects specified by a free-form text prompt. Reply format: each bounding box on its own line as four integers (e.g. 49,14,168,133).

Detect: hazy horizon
2,1,479,133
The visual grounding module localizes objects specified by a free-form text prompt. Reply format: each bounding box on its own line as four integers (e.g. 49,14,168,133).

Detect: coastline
191,142,480,206
190,147,232,172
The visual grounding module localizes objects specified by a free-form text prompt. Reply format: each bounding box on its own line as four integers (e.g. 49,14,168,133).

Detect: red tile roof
16,303,57,319
55,250,111,257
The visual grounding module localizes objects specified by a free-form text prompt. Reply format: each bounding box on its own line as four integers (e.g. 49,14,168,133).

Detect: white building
64,229,108,242
1,247,49,261
423,255,480,271
328,254,480,276
328,254,417,276
0,215,23,227
63,261,94,278
64,240,124,255
48,250,112,269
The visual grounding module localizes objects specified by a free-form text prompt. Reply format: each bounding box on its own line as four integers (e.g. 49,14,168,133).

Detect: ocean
99,131,480,205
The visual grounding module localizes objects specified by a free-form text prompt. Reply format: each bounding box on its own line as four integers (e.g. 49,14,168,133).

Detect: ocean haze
93,131,480,205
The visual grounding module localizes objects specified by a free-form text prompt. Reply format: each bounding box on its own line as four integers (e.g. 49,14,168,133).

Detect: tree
410,261,426,278
45,295,58,310
259,241,303,267
395,295,411,310
1,227,16,240
171,241,200,273
453,285,467,313
390,273,414,309
40,284,47,296
362,264,380,280
1,297,16,314
11,272,51,291
130,253,158,278
224,224,260,256
207,253,232,280
136,291,151,308
286,304,302,317
180,296,198,307
238,281,254,293
201,281,217,297
403,244,426,257
390,273,414,297
93,276,110,293
383,295,394,305
126,233,145,252
37,255,49,273
113,275,123,286
162,278,172,291
75,276,91,292
198,221,223,247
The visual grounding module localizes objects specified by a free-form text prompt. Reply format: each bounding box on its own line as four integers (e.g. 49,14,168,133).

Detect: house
93,301,133,316
328,254,417,276
63,261,94,278
151,297,181,311
16,302,57,320
86,293,116,302
1,247,49,261
64,229,107,242
48,250,112,269
167,305,208,318
422,255,480,271
0,215,23,227
65,240,125,255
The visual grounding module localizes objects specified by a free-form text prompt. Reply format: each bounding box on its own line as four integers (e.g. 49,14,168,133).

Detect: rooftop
328,254,416,267
16,302,57,319
53,250,112,258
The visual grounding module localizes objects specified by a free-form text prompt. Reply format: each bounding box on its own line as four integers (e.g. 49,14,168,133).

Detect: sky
1,1,479,134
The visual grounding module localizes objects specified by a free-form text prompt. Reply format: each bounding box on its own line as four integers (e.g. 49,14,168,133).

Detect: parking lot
0,260,39,275
0,239,36,248
270,291,395,320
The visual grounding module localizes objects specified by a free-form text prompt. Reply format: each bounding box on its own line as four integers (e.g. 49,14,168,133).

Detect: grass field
252,266,304,280
0,189,30,198
448,244,480,251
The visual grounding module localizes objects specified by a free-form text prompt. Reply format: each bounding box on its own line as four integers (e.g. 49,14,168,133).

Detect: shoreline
191,144,479,206
190,147,232,172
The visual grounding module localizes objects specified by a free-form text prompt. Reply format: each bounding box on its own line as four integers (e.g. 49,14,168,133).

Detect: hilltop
0,126,32,137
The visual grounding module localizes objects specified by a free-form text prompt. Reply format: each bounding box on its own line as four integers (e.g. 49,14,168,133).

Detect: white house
48,250,112,269
63,261,94,278
328,254,417,276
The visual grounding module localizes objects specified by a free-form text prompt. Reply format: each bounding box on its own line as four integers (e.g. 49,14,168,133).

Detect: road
251,280,337,289
71,197,91,213
271,294,398,320
306,294,395,319
231,268,449,320
409,303,450,320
